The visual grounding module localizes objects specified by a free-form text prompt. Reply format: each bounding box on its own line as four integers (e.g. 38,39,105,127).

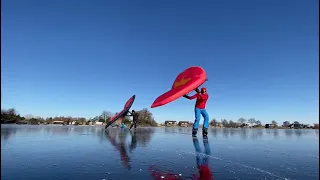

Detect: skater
126,110,139,130
183,87,210,137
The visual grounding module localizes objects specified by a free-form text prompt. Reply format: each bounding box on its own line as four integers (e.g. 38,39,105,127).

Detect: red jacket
188,93,209,109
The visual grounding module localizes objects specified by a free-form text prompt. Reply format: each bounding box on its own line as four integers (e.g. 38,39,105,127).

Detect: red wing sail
151,66,206,108
105,95,136,129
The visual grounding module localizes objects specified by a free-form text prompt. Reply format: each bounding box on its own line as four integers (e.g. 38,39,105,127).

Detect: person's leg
200,109,209,136
130,123,134,130
202,139,211,165
193,108,201,136
134,121,137,129
192,137,202,168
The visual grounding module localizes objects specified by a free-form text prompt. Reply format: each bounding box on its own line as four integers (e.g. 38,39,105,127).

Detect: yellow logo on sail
174,77,191,88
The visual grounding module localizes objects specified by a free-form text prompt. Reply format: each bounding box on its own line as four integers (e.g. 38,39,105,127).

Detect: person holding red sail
126,110,139,130
183,87,209,138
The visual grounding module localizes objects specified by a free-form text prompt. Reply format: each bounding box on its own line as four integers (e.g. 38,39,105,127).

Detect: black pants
130,121,137,129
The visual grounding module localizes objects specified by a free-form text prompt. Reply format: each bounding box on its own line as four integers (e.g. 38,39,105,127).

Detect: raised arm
195,88,200,94
186,94,198,100
183,95,190,99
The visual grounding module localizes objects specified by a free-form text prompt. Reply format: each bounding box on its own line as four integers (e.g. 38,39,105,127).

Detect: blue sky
1,0,318,124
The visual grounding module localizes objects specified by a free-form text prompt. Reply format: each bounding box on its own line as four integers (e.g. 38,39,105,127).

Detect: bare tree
135,108,157,126
6,108,17,120
75,117,87,124
7,108,17,116
238,118,246,124
248,118,257,126
24,114,34,120
101,111,113,123
271,120,278,127
101,111,113,118
229,120,237,128
221,119,228,126
1,109,7,115
256,120,262,126
209,118,218,126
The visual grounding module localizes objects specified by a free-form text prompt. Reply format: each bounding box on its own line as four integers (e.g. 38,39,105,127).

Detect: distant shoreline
1,123,319,130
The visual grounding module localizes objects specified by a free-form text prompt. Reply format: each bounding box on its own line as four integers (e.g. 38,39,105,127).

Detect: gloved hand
195,88,200,93
183,95,190,99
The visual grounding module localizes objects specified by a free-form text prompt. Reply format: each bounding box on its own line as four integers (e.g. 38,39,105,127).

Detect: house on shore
51,119,73,125
287,124,294,129
210,122,224,128
95,122,104,126
65,119,73,125
240,123,251,128
53,121,64,125
282,123,313,129
265,124,275,128
164,121,177,127
178,121,190,127
302,124,312,129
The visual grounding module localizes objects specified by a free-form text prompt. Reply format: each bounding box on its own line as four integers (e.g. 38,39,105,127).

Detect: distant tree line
209,118,318,129
209,118,263,128
2,107,317,129
1,107,158,127
1,108,25,123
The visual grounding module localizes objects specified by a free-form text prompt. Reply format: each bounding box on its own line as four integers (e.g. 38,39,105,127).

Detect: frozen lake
1,125,319,180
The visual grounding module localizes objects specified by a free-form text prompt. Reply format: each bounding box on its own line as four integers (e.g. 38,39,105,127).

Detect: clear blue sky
1,0,318,124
